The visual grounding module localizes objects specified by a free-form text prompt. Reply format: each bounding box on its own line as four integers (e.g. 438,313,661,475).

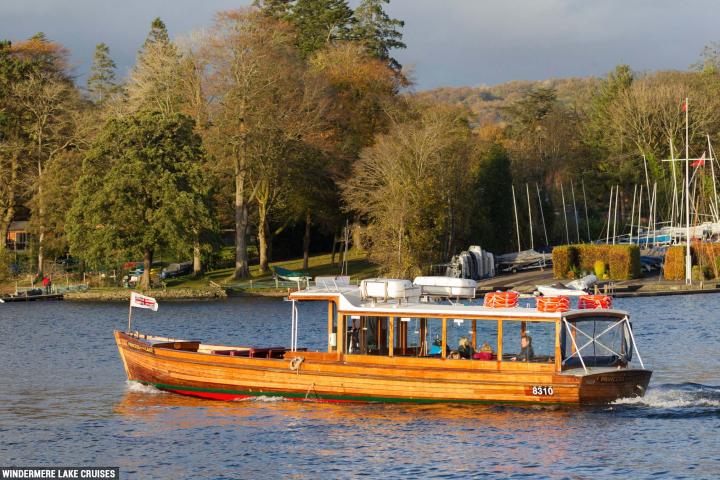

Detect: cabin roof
289,286,627,322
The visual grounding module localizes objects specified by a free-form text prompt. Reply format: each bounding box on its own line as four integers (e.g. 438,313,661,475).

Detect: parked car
160,262,193,279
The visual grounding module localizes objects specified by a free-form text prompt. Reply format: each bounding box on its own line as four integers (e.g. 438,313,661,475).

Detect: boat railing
314,276,352,292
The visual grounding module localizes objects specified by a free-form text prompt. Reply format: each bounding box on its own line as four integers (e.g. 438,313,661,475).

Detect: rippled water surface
1,295,718,479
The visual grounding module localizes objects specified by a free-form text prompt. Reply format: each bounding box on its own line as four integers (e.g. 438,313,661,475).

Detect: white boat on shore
536,274,597,297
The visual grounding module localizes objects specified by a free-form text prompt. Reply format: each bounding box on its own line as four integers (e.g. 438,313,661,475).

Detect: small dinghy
537,274,597,297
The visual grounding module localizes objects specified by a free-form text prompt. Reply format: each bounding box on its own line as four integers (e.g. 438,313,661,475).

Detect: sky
2,0,720,91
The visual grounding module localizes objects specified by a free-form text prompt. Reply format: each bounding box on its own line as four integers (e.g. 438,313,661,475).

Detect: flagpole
685,97,691,285
128,303,133,332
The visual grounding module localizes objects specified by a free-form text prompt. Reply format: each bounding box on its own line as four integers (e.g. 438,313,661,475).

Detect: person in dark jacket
458,336,474,359
512,334,534,362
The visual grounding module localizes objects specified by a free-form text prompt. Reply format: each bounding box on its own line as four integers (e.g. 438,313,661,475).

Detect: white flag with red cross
130,291,159,311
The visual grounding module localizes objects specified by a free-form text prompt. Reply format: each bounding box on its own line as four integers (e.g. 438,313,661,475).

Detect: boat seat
211,347,307,358
211,349,246,356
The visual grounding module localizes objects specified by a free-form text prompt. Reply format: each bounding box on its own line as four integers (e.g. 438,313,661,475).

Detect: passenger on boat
511,334,534,362
473,341,494,360
348,318,360,353
458,336,473,359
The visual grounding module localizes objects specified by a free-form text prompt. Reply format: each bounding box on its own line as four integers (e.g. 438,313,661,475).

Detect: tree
254,0,293,17
342,102,474,277
126,20,215,276
692,41,720,74
126,18,184,118
289,0,355,58
67,112,212,289
143,17,170,49
0,40,30,252
470,144,514,253
4,34,82,273
87,43,117,105
202,9,330,277
351,0,405,71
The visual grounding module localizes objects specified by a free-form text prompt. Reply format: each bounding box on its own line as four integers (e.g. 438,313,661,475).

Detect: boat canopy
289,282,627,322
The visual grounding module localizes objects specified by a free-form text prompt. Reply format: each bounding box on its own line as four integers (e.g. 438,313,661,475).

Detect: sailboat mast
606,185,613,245
581,179,591,242
707,134,719,222
571,181,580,243
613,185,619,245
561,184,569,244
685,97,691,285
512,184,521,253
536,183,549,247
637,185,643,246
526,184,534,251
643,154,652,206
649,183,656,247
630,184,637,245
670,138,677,228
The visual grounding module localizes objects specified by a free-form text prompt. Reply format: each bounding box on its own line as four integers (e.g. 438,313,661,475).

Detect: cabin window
424,318,498,359
501,320,555,363
393,317,427,356
346,316,390,355
329,302,338,352
561,316,632,368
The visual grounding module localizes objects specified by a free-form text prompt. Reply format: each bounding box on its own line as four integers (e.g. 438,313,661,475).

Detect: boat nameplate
126,341,154,354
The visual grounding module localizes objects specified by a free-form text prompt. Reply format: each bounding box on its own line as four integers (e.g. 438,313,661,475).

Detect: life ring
483,291,519,308
536,295,570,312
289,356,305,372
578,295,612,309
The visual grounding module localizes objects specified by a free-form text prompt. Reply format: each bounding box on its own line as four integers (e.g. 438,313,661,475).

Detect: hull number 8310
531,386,554,396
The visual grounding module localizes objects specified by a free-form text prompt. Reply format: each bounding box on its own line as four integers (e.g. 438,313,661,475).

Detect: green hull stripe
142,381,575,406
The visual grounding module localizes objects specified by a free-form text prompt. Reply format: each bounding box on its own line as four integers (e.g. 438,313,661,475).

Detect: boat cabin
289,277,644,375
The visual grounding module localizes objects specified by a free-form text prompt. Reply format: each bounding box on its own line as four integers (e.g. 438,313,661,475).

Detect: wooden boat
115,278,651,405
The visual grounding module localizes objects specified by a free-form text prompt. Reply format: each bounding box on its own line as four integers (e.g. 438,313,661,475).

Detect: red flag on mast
691,152,706,168
681,101,687,112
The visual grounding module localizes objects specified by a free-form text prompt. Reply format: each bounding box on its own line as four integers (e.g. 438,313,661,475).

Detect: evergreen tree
143,17,170,49
289,0,355,58
471,143,514,254
87,43,117,105
352,0,405,71
67,111,212,289
127,18,183,117
254,0,293,18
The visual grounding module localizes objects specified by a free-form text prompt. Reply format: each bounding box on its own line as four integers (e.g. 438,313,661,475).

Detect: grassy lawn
163,249,378,289
0,250,378,294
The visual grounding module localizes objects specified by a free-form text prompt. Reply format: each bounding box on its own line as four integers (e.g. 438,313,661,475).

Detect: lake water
0,295,718,479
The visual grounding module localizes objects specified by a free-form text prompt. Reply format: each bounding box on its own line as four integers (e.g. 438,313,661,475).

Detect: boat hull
115,331,650,405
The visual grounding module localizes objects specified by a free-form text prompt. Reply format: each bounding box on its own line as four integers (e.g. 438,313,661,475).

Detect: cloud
1,0,717,89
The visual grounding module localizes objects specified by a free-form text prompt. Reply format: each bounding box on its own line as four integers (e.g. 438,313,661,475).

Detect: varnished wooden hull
115,331,650,405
